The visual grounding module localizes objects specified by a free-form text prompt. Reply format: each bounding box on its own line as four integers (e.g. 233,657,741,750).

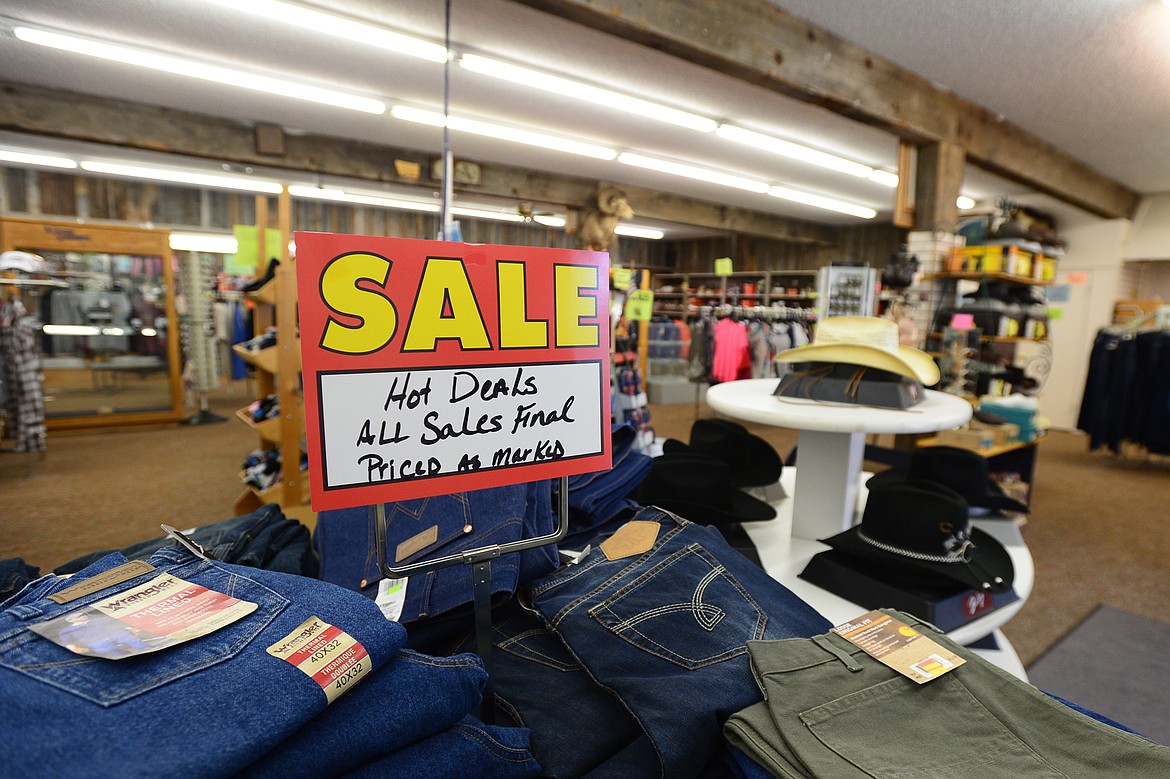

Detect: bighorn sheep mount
578,187,634,252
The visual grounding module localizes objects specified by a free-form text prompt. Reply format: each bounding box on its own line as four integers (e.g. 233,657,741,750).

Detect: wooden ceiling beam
0,81,833,244
511,0,1140,220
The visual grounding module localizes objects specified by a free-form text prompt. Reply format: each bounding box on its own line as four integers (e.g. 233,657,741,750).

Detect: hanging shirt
1,298,47,452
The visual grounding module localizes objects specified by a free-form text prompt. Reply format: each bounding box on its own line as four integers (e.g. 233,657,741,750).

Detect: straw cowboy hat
774,315,940,385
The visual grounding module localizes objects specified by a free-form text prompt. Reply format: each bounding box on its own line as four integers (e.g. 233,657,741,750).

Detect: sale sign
295,233,612,511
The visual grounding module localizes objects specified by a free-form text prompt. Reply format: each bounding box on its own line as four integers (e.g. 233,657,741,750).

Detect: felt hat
661,418,783,487
866,445,1028,514
634,453,776,526
821,480,1014,594
774,316,940,386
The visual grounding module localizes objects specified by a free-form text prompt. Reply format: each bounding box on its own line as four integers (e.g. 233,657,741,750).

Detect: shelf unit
651,270,817,316
232,190,315,528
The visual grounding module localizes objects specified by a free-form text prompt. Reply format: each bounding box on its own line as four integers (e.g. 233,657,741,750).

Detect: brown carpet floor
2,382,1167,667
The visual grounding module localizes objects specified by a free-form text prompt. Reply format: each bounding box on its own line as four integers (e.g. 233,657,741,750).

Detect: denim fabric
0,548,406,779
315,481,557,623
241,649,487,778
561,424,653,548
341,715,541,779
448,599,648,778
725,609,1170,778
1044,692,1140,735
724,745,781,779
0,558,39,604
53,503,317,578
526,508,832,779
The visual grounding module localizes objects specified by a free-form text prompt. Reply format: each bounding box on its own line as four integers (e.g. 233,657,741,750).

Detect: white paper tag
375,577,408,622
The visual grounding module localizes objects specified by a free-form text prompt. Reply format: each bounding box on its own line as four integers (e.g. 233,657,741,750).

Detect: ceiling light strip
618,152,770,193
12,26,386,114
288,185,439,212
79,161,284,193
0,149,78,169
391,105,617,160
460,54,717,133
768,186,876,219
169,233,240,253
614,225,664,240
201,0,448,63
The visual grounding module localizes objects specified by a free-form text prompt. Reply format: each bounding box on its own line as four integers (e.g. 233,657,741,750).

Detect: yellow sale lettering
317,254,600,355
320,253,397,355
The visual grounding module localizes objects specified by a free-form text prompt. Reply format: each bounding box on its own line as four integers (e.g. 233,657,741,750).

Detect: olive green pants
725,609,1170,778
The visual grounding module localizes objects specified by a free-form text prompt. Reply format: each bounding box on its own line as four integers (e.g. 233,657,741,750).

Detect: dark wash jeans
0,548,406,778
54,503,317,578
315,480,558,623
526,508,832,779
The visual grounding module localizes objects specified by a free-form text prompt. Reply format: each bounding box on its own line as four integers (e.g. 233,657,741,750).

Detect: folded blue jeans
340,715,541,779
240,649,487,778
0,547,406,779
0,557,40,604
526,508,831,779
53,503,316,578
315,481,558,623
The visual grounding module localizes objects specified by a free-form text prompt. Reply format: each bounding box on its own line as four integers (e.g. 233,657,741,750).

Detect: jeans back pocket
0,566,288,707
589,543,766,670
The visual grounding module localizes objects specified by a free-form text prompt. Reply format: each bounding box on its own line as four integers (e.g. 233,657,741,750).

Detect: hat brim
661,436,782,487
636,486,776,527
775,343,940,386
866,469,1028,515
819,525,1014,594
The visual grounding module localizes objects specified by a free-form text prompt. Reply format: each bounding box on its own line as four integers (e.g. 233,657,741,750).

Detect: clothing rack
1103,304,1170,336
688,303,817,321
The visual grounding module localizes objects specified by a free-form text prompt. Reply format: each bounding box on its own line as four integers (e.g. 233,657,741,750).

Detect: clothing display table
706,378,972,538
738,468,1033,680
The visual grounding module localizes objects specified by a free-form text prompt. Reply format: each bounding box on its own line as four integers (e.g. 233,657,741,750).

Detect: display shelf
232,341,301,375
926,271,1054,286
651,269,817,316
707,379,972,537
248,278,278,306
739,468,1033,680
234,401,305,442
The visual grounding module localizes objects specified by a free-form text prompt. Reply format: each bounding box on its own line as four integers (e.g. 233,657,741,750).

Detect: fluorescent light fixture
391,105,617,160
532,214,566,228
0,149,78,169
868,170,899,187
614,224,665,240
288,185,439,212
459,54,717,133
618,152,769,193
80,161,283,193
956,195,976,210
141,328,158,337
201,0,448,63
169,233,239,254
716,124,872,177
768,185,876,219
451,206,525,223
42,324,101,336
102,327,127,337
13,26,386,114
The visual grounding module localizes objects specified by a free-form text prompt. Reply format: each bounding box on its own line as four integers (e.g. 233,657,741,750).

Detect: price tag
714,257,734,276
832,610,964,684
267,616,372,704
626,289,654,321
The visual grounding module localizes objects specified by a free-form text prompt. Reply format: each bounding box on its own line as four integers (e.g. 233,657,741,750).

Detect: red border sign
295,233,612,511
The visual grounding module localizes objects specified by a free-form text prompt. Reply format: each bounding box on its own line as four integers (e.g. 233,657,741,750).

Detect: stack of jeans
0,547,540,778
315,480,558,625
724,609,1170,778
523,508,832,778
559,423,653,549
0,557,39,603
53,503,318,578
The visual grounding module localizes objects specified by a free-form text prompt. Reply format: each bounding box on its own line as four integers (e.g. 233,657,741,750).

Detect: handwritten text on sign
295,234,612,511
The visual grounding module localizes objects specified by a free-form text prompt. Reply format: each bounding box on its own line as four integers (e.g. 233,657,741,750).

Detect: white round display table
706,378,972,539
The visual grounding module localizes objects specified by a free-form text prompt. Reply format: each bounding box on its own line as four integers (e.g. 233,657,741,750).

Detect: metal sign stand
375,476,570,722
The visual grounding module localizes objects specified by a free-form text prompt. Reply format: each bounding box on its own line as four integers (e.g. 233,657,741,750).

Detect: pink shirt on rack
711,317,749,383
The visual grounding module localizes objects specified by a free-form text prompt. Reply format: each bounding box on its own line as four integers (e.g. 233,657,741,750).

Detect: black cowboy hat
634,452,776,526
866,445,1028,514
821,480,1014,594
661,418,783,487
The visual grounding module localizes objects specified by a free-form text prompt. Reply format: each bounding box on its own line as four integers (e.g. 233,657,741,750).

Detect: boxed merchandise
945,245,1033,275
800,550,1020,632
936,427,996,451
980,399,1039,441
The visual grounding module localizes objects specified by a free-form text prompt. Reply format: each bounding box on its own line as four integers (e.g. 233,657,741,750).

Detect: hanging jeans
0,547,408,778
526,508,832,779
724,609,1170,778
